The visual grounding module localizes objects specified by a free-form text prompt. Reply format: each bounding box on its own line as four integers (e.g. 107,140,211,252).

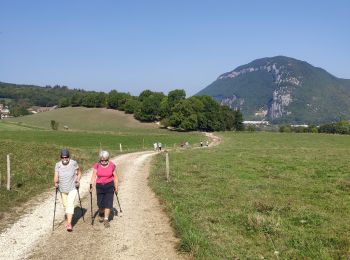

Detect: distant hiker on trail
89,150,118,228
54,148,82,232
158,142,162,151
153,142,158,151
206,140,209,147
200,141,203,147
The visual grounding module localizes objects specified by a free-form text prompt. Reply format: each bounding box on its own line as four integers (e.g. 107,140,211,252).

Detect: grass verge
149,132,350,259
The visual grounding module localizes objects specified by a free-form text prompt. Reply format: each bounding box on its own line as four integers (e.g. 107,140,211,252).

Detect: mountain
196,56,350,124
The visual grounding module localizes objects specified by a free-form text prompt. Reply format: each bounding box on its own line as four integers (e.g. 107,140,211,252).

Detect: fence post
120,143,123,152
165,152,170,182
7,154,11,190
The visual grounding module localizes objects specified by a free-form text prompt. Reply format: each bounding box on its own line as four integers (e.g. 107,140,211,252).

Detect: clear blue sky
1,0,349,96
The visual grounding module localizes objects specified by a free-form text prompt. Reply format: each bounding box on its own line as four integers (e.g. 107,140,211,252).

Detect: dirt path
204,132,221,147
0,133,220,259
0,151,187,260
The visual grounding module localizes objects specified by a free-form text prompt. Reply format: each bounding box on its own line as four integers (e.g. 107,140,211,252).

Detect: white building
291,124,309,128
0,104,10,119
243,120,270,126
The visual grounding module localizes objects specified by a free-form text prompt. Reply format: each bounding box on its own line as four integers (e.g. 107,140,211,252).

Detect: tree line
60,89,244,131
279,121,350,135
0,82,244,131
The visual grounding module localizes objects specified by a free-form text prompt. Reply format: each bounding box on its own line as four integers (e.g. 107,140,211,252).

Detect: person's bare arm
54,172,59,188
75,167,82,187
113,170,119,193
89,169,97,192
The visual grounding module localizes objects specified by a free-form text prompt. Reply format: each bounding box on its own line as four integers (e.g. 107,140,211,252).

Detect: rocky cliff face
220,95,245,110
268,88,293,118
219,61,301,119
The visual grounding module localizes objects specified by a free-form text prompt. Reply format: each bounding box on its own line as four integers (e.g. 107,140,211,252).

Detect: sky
1,0,349,96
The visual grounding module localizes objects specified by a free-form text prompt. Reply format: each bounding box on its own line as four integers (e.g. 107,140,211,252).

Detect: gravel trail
0,151,187,260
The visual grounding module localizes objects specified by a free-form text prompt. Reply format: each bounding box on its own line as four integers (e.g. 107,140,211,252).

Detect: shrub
50,120,59,130
246,124,256,132
279,125,292,133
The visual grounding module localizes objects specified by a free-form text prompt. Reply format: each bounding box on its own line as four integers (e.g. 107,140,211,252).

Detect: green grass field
0,108,203,226
7,107,161,133
150,132,350,259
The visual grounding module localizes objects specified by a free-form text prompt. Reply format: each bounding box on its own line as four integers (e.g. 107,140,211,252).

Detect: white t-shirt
55,159,79,193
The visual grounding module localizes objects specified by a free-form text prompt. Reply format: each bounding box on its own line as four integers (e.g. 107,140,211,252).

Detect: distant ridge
197,56,350,124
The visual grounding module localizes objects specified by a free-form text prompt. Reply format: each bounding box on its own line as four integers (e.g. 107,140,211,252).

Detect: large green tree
134,91,165,121
233,110,244,131
168,89,186,108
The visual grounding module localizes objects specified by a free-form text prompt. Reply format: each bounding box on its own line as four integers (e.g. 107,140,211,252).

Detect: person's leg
104,208,111,220
66,189,77,228
60,192,68,223
98,207,104,222
96,184,105,222
102,184,114,227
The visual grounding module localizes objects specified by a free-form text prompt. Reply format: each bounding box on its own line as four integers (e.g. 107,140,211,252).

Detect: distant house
0,104,10,119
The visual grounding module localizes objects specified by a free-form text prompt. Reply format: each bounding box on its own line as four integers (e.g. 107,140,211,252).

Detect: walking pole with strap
52,187,58,231
76,184,85,222
115,192,123,213
90,184,93,225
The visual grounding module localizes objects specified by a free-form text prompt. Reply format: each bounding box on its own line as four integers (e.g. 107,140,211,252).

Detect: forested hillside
0,82,243,131
0,82,84,106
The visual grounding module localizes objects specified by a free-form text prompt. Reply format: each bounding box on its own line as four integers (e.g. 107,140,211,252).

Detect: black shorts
96,181,114,209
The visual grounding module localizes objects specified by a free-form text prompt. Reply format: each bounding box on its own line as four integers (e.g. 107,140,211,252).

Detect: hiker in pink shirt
89,151,118,228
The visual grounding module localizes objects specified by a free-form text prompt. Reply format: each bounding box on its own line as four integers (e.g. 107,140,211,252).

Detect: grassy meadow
8,107,161,133
150,132,350,259
0,108,203,226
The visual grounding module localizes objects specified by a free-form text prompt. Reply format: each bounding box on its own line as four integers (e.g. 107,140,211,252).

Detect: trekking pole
90,184,93,225
76,185,85,222
115,192,123,213
52,187,58,231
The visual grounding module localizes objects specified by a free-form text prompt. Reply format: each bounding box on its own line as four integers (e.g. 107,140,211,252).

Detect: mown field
0,109,204,228
150,132,350,259
7,107,161,133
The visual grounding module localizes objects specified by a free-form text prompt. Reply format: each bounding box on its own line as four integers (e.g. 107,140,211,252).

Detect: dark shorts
96,181,114,209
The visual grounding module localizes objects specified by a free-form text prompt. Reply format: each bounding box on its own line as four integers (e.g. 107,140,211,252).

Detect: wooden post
120,143,122,152
7,154,11,190
166,152,170,182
